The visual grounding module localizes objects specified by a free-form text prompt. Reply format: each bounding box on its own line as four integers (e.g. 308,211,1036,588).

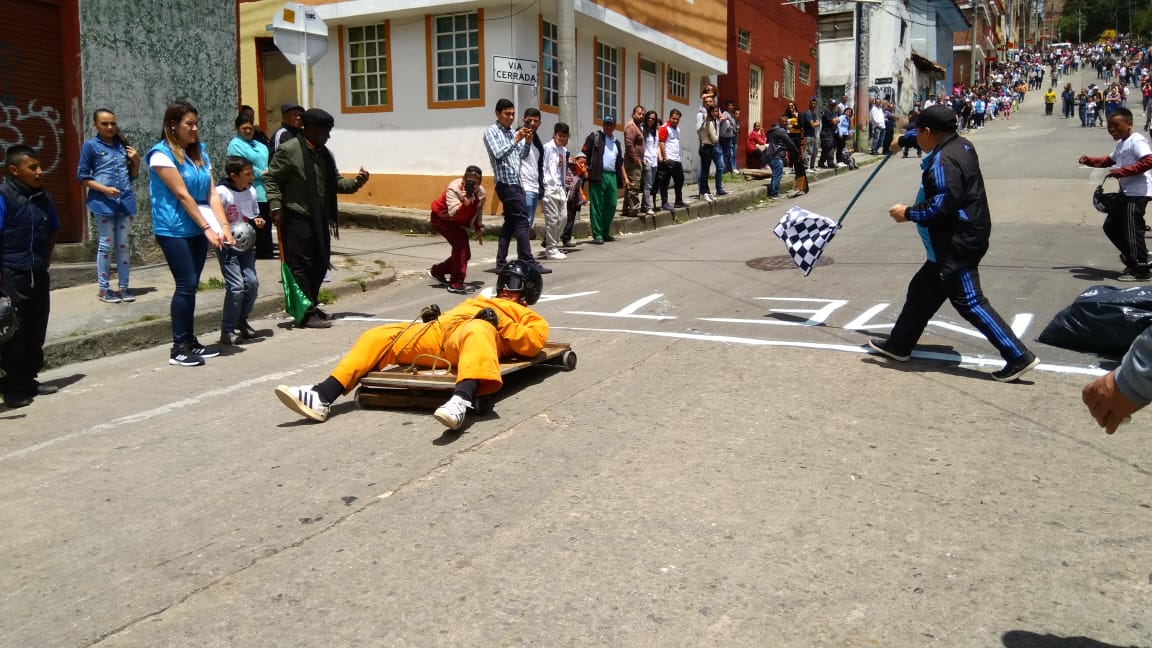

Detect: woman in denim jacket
77,109,140,303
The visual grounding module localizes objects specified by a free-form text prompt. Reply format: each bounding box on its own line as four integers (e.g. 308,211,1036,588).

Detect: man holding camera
427,166,487,294
483,98,550,274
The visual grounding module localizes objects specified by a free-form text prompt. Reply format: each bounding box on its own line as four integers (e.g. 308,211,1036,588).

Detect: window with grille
595,41,619,121
783,59,795,100
817,13,854,40
432,11,481,104
799,62,811,86
542,20,559,109
344,23,390,109
738,30,751,52
749,66,761,103
667,66,687,102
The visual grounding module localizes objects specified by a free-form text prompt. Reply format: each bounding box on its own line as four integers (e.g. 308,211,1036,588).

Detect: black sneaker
866,339,911,362
991,351,1040,382
301,314,332,329
3,393,33,408
169,344,205,367
531,263,553,274
219,331,238,346
237,320,261,340
190,340,220,359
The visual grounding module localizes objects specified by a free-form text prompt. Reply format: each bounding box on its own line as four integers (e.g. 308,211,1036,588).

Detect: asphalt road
4,70,1151,647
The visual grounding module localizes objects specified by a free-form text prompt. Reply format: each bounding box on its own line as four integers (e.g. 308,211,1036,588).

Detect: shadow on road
1054,265,1122,281
1001,629,1149,648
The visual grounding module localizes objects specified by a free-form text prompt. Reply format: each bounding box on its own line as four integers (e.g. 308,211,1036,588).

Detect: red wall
719,0,818,168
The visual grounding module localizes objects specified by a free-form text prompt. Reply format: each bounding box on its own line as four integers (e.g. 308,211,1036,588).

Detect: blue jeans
698,144,724,194
641,165,656,211
94,213,131,291
524,190,540,229
155,235,208,346
720,136,738,172
768,157,784,196
216,246,259,332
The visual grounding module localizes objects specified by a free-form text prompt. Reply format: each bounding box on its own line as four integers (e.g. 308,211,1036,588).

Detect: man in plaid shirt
483,98,551,274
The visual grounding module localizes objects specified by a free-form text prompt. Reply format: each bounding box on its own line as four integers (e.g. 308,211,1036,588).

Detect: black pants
818,136,834,168
1104,196,1150,274
0,268,50,397
280,213,328,315
494,182,534,266
254,201,275,259
658,160,684,205
886,262,1030,362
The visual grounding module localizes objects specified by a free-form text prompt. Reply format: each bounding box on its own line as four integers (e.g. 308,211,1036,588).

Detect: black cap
916,104,957,132
281,102,303,114
302,108,335,129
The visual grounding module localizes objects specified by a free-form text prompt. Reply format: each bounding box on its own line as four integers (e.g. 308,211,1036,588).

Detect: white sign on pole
492,56,539,86
272,3,329,66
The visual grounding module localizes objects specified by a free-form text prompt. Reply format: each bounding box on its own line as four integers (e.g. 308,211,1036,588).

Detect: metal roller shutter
0,0,82,242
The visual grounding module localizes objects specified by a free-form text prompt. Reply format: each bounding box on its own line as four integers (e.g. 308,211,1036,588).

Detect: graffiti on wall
0,101,65,175
0,39,65,175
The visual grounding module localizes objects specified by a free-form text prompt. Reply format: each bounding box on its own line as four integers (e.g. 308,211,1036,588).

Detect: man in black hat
270,102,304,155
866,104,1040,382
265,108,370,328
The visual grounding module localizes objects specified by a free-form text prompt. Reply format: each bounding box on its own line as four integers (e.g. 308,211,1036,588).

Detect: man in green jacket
265,108,369,328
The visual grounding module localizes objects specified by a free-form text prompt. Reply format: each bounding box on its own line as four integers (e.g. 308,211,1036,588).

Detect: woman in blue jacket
77,109,140,303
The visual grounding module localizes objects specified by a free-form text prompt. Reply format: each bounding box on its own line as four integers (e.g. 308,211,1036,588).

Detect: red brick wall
719,0,818,168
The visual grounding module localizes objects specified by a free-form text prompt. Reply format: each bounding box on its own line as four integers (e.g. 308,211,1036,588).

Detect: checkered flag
772,206,841,276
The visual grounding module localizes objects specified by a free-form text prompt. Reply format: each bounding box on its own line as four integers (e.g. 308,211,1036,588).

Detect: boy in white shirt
540,123,570,260
1079,106,1152,281
214,157,265,342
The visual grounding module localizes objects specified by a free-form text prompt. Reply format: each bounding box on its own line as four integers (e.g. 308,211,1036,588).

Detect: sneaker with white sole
434,394,472,430
867,339,911,362
169,344,205,367
991,351,1039,382
275,384,331,422
546,247,567,260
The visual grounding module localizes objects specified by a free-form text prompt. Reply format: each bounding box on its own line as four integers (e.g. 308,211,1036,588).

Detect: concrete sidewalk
42,158,871,369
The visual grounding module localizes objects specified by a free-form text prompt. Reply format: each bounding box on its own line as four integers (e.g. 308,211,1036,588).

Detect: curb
43,267,398,369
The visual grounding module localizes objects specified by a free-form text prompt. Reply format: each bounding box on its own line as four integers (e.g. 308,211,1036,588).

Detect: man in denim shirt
77,109,139,303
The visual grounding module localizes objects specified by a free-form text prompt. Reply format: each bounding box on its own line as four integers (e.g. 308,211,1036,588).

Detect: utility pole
854,0,871,153
970,0,980,85
557,0,577,130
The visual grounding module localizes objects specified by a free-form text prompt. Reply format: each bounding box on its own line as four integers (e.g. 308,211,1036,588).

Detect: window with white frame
737,29,751,52
595,41,619,120
432,12,480,103
667,66,687,102
799,62,811,86
542,20,559,109
782,59,796,100
345,23,390,108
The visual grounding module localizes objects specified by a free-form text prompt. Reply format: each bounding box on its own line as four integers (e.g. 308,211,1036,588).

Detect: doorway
258,38,298,131
639,57,658,114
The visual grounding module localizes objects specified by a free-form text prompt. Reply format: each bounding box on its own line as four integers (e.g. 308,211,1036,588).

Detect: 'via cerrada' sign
493,56,539,86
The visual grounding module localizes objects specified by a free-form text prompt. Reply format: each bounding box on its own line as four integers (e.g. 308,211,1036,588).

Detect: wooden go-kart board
355,342,576,413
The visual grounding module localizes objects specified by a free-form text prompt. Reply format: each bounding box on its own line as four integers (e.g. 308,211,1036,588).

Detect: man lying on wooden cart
275,261,548,430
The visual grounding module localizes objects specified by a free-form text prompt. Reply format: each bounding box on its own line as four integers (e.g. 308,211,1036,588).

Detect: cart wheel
560,350,578,371
473,396,492,416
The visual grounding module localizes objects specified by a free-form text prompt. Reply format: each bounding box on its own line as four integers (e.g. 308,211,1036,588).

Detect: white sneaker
546,247,567,260
275,384,330,422
434,394,472,430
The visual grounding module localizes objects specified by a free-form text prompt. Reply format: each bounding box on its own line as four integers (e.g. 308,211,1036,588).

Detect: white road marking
1,355,343,464
551,325,1108,377
566,292,676,320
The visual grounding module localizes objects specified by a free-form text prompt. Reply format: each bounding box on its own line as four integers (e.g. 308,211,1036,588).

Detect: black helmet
496,260,542,305
0,296,17,345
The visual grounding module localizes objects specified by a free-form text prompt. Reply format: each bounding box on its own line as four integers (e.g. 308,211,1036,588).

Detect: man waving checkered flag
772,206,840,276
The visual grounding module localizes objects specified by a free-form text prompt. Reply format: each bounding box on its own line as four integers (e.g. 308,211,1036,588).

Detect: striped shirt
483,122,529,185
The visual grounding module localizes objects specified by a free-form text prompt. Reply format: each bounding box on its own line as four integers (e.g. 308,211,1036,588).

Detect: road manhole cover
746,255,834,271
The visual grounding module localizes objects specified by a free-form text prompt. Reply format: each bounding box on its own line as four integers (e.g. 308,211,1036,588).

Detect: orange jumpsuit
332,295,549,396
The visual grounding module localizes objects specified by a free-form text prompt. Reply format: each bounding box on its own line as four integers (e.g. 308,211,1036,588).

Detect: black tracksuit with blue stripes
886,134,1032,362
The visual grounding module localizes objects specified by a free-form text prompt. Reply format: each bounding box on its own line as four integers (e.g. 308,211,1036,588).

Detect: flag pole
837,152,892,225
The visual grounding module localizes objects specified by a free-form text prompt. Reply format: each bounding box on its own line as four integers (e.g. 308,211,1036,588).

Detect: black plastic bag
1038,284,1152,355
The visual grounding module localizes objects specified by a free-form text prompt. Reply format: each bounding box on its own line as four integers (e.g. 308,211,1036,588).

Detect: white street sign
272,3,328,66
492,56,539,86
